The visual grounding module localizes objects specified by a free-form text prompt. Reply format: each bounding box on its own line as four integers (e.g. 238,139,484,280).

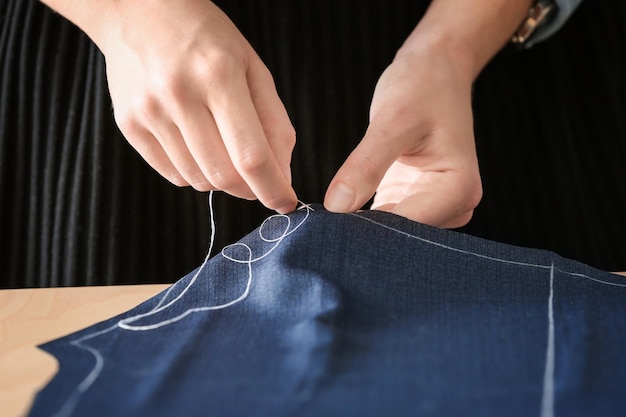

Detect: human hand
324,48,482,228
96,0,297,213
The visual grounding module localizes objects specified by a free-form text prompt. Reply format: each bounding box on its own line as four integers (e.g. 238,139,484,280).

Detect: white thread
50,193,312,417
118,198,313,331
541,263,556,417
48,205,623,417
150,190,218,312
297,202,314,211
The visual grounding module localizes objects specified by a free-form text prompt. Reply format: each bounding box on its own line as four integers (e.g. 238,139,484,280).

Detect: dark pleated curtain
0,0,213,287
465,0,626,269
0,0,624,288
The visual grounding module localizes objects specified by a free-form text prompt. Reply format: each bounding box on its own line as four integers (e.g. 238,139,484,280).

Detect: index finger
207,68,297,213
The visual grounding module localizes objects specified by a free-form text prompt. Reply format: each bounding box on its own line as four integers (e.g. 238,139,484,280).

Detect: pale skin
40,0,532,226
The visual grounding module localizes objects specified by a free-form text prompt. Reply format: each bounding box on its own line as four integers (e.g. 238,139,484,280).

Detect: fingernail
325,183,356,212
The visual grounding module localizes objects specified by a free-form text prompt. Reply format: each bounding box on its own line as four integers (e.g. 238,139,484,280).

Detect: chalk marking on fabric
118,196,313,331
50,324,118,417
540,263,556,417
48,205,623,417
49,192,312,417
349,212,626,288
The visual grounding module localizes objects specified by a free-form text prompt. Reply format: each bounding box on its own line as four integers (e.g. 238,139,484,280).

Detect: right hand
95,0,297,213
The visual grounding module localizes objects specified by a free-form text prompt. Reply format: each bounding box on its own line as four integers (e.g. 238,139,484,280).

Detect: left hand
324,47,482,228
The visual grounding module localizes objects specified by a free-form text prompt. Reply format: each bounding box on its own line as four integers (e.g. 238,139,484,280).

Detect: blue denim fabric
28,205,626,417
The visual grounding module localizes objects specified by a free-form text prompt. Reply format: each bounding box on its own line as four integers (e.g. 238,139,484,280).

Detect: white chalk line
349,212,626,417
49,193,313,417
349,212,626,287
541,263,556,417
48,205,623,417
118,201,313,331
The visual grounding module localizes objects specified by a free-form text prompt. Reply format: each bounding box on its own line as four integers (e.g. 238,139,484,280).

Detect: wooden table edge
0,284,170,417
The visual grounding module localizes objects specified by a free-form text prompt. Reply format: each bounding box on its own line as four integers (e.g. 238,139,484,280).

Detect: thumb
324,128,402,213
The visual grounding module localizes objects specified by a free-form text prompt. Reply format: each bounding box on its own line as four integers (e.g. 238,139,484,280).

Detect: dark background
1,0,624,287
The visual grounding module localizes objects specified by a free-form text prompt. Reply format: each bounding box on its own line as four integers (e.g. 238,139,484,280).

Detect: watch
511,0,559,47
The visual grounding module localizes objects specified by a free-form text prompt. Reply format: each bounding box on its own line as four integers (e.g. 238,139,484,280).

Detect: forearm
39,0,115,49
399,0,533,80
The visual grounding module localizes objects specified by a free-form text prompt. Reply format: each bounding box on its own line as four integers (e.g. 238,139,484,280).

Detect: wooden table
2,273,625,417
0,284,169,417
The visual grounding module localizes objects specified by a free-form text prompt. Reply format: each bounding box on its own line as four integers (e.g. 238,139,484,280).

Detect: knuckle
346,151,382,185
191,182,214,192
254,63,279,88
126,94,161,125
255,62,273,81
185,171,213,192
113,110,137,135
151,71,187,106
277,125,297,149
207,168,237,191
204,50,241,84
237,148,268,175
142,94,162,116
113,111,146,143
165,172,190,188
265,124,296,152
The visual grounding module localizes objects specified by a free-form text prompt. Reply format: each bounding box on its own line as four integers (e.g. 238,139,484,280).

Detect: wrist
394,30,478,86
396,0,532,81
